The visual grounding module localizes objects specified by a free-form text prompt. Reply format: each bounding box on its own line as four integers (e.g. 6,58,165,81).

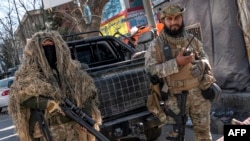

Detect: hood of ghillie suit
8,31,101,141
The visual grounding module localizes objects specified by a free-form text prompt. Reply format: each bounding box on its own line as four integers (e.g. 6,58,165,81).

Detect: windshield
0,78,13,88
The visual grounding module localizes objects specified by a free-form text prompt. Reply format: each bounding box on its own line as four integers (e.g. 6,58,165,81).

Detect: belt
169,77,199,91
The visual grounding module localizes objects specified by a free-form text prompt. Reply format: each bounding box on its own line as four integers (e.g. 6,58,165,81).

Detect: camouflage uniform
145,18,213,141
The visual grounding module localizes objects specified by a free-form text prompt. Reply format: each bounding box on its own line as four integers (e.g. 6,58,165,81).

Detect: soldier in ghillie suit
8,31,102,141
145,4,216,141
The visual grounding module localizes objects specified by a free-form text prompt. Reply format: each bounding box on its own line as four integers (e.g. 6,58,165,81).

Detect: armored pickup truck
64,31,162,141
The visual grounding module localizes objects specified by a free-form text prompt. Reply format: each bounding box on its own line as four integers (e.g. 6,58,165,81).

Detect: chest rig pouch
161,37,200,92
163,43,173,61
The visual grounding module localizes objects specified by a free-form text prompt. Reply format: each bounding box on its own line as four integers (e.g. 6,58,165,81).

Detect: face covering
43,45,57,69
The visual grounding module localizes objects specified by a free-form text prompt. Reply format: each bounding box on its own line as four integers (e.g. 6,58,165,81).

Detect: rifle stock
60,98,110,141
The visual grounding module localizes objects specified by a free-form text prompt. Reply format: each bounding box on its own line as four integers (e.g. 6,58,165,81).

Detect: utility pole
142,0,156,29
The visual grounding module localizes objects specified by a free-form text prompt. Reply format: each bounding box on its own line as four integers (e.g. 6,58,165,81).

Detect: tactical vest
157,32,200,91
168,63,199,91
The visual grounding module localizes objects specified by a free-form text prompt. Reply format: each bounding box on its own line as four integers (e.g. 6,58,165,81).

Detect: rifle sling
154,38,171,99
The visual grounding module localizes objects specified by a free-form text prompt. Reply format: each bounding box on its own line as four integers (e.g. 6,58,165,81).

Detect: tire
145,127,162,141
0,107,2,113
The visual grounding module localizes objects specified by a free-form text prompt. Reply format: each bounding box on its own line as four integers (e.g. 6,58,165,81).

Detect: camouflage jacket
144,30,214,92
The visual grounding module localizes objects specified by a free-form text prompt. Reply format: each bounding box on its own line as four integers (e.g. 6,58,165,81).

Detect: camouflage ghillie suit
8,31,102,141
145,29,215,141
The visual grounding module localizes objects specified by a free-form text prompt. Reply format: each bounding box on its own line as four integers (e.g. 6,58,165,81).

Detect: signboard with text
100,6,148,36
126,7,147,29
100,13,128,36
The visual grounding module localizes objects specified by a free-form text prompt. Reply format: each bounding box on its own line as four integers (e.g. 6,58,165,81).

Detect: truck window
76,46,94,64
74,41,117,66
93,41,116,62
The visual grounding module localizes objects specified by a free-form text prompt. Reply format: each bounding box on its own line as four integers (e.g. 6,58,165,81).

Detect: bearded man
8,31,102,141
145,4,216,141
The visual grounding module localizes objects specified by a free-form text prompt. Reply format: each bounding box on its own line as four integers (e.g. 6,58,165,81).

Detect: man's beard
164,22,185,37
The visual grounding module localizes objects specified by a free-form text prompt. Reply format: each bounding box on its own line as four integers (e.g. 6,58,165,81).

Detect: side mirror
137,31,155,44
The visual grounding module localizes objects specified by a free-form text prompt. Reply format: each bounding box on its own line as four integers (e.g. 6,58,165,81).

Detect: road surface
1,111,223,141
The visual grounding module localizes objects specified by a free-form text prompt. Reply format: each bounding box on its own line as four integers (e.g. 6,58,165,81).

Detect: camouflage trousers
165,87,212,141
49,121,80,141
35,121,90,141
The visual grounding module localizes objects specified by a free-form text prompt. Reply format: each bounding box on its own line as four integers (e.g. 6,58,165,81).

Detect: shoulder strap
155,38,163,63
154,37,170,99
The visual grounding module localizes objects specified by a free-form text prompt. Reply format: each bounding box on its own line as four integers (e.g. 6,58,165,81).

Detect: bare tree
50,0,109,35
14,0,44,45
13,0,27,46
0,0,20,71
0,0,42,71
0,0,110,71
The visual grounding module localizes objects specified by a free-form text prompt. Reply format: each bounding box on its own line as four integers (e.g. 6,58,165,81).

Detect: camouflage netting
8,31,102,141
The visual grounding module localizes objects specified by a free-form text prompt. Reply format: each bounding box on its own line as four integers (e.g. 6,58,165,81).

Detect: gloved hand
190,60,205,77
176,48,193,66
47,100,64,115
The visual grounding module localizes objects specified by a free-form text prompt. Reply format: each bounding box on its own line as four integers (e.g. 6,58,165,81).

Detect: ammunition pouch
201,83,221,102
147,74,168,123
198,66,220,102
146,92,167,124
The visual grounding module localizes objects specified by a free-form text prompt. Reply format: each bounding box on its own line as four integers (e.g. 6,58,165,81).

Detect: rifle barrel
61,99,110,141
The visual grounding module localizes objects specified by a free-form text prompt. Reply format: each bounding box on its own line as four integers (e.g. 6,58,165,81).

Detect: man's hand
176,48,193,66
47,100,65,115
190,60,205,77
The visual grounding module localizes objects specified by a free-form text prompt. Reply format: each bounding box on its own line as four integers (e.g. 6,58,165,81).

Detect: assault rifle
164,91,188,141
148,74,187,141
60,98,110,141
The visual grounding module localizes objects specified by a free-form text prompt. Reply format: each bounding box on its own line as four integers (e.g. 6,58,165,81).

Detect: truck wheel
145,127,162,141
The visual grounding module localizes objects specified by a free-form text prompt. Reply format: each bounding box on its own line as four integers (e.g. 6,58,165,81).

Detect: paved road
155,124,223,141
1,111,223,141
0,111,18,141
